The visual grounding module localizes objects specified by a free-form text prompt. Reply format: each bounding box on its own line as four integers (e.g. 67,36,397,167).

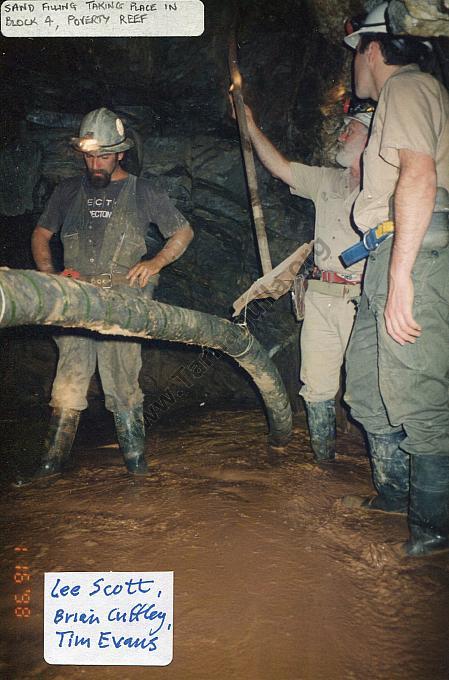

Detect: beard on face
335,138,366,169
335,146,354,168
87,169,112,188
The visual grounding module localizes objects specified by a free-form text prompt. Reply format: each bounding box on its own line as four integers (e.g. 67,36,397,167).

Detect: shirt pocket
61,232,80,262
112,236,146,269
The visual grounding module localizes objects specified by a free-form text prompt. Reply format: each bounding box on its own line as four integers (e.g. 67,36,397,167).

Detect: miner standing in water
342,2,449,557
28,107,193,480
232,100,372,462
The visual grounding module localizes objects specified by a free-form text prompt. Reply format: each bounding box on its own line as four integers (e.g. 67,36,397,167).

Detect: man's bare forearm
384,150,437,344
244,110,294,188
390,150,437,281
127,224,193,287
154,225,194,270
31,226,56,273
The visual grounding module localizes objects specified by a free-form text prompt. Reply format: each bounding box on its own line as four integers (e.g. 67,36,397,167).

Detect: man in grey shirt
29,107,193,480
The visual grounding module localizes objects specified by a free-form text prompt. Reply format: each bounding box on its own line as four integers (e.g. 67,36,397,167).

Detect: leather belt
312,268,361,285
62,271,133,288
307,279,361,298
80,273,133,288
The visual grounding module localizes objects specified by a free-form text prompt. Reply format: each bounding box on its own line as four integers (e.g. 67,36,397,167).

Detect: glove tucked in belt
307,268,361,297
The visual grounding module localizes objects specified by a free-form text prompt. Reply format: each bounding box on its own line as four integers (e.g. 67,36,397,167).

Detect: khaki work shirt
290,164,363,278
354,64,449,231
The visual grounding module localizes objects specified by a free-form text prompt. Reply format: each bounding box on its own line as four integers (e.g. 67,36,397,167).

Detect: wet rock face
0,0,448,412
388,1,449,37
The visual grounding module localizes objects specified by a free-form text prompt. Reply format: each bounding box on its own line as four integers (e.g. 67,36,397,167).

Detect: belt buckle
363,230,379,252
100,273,112,289
341,274,359,285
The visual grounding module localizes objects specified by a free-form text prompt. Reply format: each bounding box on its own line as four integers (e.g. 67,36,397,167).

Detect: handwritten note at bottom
44,572,173,665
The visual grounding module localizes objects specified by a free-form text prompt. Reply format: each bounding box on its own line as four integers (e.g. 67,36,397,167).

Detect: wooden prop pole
229,37,273,275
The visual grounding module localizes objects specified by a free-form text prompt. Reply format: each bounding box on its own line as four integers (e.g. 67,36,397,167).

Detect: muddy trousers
46,333,147,474
345,241,449,551
51,332,144,412
345,241,449,454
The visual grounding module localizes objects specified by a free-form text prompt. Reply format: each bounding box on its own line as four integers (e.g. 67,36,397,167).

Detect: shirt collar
385,63,421,86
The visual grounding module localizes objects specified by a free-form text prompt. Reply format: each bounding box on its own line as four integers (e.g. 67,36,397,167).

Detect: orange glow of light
320,82,348,116
327,82,347,103
232,68,242,89
80,137,100,153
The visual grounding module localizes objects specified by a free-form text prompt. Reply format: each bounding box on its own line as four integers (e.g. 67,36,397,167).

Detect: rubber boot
304,400,336,462
113,406,148,475
38,408,80,476
405,454,449,557
343,431,409,513
15,408,81,486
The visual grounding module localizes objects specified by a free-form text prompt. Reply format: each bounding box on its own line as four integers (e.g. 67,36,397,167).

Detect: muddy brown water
1,408,448,679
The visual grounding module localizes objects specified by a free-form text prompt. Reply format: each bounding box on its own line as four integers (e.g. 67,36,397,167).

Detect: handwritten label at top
1,1,204,37
44,572,174,666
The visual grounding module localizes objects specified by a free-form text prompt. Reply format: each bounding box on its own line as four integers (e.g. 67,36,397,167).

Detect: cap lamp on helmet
343,98,376,129
71,108,134,156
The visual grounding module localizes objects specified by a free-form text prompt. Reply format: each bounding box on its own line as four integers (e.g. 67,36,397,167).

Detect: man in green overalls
343,3,449,556
30,108,194,479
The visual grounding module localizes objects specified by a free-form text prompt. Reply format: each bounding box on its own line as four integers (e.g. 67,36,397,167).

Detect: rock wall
389,1,449,37
0,0,447,415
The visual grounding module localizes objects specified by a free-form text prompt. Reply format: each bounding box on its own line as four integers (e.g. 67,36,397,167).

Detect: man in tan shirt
343,2,449,557
235,103,372,462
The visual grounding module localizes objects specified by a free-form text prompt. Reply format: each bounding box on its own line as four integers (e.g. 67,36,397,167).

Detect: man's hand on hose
127,226,193,288
384,273,422,345
127,259,161,288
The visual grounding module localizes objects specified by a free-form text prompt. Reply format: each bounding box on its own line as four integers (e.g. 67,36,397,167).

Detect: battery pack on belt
340,220,395,268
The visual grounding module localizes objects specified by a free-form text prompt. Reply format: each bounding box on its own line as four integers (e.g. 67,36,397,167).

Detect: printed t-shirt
39,174,190,260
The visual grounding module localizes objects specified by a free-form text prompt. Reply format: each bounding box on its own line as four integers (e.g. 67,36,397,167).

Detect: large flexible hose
0,269,292,445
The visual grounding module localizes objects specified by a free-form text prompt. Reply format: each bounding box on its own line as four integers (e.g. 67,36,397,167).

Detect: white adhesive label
1,1,204,37
44,572,174,665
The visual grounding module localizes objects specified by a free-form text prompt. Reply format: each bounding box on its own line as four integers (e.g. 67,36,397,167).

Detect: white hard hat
343,99,375,129
344,112,373,129
344,2,389,49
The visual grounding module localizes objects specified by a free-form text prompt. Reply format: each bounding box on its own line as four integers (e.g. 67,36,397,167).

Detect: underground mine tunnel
1,1,449,678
